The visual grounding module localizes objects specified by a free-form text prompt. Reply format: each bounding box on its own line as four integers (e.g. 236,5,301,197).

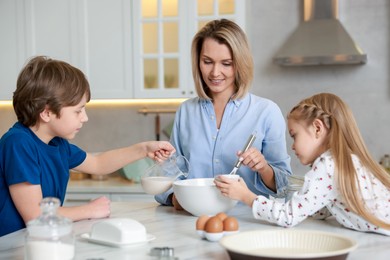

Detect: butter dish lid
81,218,155,247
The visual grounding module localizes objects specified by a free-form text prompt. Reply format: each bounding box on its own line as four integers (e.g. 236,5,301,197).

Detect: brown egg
223,216,239,231
196,215,210,231
215,212,228,222
204,216,223,233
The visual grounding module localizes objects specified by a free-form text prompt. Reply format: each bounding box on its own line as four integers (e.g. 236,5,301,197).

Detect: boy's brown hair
13,56,91,127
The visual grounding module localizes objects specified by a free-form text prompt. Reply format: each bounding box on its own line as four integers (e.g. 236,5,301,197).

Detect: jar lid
26,197,72,238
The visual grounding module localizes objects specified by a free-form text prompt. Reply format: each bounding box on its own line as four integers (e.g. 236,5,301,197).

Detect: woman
155,19,291,206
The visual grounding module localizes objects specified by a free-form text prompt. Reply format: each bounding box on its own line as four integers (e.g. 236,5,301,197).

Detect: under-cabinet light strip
0,99,187,108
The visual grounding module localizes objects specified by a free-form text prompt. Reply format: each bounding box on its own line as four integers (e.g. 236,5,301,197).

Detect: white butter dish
81,218,155,247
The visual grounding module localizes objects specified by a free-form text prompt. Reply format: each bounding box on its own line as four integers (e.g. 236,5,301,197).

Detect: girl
215,93,390,235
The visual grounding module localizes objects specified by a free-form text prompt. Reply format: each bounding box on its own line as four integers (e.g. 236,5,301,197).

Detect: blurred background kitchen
1,0,389,175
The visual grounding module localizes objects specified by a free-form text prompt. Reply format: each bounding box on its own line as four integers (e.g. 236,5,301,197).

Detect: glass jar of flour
25,197,74,260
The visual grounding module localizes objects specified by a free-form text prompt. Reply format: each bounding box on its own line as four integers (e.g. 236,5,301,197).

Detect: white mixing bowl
173,178,238,216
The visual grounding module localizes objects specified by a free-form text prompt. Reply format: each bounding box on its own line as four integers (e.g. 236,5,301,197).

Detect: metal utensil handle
234,133,257,168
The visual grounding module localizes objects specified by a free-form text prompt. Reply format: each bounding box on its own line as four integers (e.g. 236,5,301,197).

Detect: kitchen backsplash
0,105,177,152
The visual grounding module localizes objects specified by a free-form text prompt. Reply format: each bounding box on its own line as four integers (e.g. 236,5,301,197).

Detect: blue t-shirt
0,122,86,236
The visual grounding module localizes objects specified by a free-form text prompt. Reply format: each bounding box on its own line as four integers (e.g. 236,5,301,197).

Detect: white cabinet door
27,0,74,61
0,0,26,100
1,0,82,100
0,0,134,100
77,0,133,99
131,0,246,99
132,0,194,99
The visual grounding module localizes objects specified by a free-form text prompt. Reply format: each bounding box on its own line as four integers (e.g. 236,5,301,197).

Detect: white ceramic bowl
220,229,358,260
172,178,238,216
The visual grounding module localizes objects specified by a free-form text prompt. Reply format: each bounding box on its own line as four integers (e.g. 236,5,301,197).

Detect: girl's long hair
288,93,390,229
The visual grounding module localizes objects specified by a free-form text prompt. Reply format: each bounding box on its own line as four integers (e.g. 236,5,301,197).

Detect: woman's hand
172,193,184,210
238,147,268,173
237,147,276,191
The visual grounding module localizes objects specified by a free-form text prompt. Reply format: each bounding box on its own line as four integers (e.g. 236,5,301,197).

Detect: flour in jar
25,241,74,260
141,176,174,195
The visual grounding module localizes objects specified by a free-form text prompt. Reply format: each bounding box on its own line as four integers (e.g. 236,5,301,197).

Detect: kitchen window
132,0,246,98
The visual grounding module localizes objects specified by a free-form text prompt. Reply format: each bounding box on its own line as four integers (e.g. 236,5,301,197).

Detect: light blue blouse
155,93,292,205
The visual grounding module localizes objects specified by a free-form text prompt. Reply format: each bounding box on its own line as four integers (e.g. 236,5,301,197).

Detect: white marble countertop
1,201,390,260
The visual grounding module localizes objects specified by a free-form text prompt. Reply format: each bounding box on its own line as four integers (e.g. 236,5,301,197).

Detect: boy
0,56,175,236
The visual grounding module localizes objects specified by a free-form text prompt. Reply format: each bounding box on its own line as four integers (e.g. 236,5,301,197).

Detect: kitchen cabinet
64,176,155,206
0,1,26,100
74,0,133,99
0,0,246,100
0,0,133,100
132,0,246,99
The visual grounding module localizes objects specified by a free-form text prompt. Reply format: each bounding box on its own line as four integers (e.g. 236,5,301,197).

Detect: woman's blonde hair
191,19,253,100
288,93,390,229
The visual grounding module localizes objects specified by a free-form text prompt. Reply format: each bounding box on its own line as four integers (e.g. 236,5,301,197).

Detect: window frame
131,0,246,98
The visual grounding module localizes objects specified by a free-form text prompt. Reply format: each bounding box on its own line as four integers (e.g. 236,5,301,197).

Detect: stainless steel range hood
274,0,367,66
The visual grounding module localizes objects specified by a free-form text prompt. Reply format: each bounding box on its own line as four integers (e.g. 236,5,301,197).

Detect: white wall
1,0,389,175
246,0,390,174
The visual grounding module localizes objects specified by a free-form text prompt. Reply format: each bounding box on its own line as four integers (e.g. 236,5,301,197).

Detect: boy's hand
146,141,176,162
86,196,111,219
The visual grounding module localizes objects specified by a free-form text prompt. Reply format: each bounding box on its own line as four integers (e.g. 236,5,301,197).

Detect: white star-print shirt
252,150,390,236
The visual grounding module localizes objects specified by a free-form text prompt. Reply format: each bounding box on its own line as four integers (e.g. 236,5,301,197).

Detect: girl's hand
214,175,257,207
146,141,176,162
